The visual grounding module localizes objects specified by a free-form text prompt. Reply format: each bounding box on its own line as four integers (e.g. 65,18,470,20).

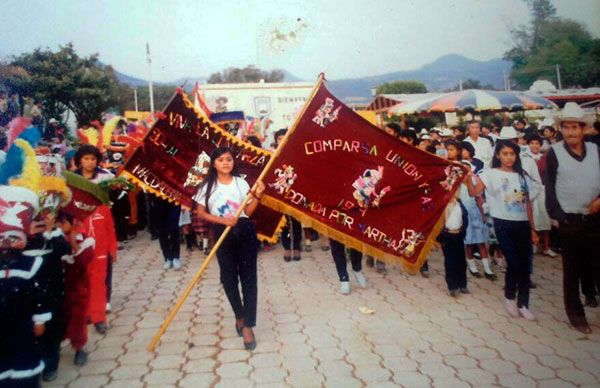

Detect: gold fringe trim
261,195,447,274
257,213,287,244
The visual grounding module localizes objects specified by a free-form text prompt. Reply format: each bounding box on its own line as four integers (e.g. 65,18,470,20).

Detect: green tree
375,80,427,95
504,0,600,88
10,43,122,125
207,66,284,83
446,78,497,92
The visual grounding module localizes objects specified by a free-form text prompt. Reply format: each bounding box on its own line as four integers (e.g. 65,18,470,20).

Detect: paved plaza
46,233,600,388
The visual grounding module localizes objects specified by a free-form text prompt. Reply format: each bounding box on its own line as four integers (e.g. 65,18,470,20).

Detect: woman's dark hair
444,139,462,152
385,122,402,137
246,135,262,148
460,141,475,158
74,144,103,167
274,128,287,140
398,129,417,144
201,147,240,210
492,140,526,178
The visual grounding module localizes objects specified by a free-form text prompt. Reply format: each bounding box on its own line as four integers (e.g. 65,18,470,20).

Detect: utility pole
459,79,463,91
134,88,139,112
556,64,562,90
503,70,509,91
146,42,155,114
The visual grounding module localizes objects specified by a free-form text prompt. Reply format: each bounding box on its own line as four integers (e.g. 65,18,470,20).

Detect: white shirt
445,200,463,230
479,168,530,221
465,136,494,167
194,176,250,218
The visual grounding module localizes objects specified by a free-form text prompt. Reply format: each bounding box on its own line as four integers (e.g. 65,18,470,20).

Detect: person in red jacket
83,204,117,334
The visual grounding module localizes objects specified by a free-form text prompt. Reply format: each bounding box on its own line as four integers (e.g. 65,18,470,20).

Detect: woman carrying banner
194,147,265,350
465,140,539,321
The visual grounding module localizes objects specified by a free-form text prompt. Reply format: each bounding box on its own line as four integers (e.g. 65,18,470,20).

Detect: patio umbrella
388,89,558,115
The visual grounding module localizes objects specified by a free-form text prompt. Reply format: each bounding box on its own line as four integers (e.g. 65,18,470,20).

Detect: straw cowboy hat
498,126,522,140
419,128,428,136
554,102,593,126
539,117,555,128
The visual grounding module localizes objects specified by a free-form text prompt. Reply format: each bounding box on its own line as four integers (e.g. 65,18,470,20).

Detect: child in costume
57,213,95,366
0,186,51,388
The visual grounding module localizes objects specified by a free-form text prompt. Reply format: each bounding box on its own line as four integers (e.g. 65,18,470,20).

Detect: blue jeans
493,218,532,308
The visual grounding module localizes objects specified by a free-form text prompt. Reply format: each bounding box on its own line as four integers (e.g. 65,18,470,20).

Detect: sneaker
543,249,558,258
340,281,350,295
94,321,108,334
505,299,519,318
353,270,368,288
518,306,536,321
449,289,460,298
460,287,470,294
106,303,112,313
74,350,88,366
172,258,182,270
163,260,172,270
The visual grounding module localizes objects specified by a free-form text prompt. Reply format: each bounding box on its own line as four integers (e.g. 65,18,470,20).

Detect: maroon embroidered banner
260,80,465,270
123,90,285,242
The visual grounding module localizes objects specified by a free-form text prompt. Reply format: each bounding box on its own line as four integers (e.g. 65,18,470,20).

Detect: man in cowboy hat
545,102,600,334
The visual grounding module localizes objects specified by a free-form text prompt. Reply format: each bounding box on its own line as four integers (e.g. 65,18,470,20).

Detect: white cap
439,128,453,137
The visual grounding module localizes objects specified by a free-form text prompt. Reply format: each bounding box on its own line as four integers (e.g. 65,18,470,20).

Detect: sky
1,0,599,83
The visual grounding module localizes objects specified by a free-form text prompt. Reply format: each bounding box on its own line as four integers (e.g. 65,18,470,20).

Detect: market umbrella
388,89,558,115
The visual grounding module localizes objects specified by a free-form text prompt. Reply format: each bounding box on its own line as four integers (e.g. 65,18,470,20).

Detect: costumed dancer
73,145,117,334
194,147,265,350
56,212,95,366
0,186,51,388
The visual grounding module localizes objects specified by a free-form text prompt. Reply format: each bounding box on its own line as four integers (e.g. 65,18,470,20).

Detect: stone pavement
46,232,600,388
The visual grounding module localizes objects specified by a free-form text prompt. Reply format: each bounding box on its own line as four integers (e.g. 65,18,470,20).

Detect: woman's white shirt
194,176,251,218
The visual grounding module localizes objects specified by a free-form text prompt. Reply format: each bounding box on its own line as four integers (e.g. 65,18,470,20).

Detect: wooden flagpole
147,74,325,352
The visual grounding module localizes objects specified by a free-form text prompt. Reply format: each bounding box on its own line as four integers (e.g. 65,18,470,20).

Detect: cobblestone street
47,233,600,388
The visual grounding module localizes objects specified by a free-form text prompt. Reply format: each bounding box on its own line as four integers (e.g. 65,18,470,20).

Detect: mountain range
113,54,512,103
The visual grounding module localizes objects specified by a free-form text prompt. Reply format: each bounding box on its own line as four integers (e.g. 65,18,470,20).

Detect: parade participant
398,129,417,146
464,121,493,167
438,189,469,297
153,198,182,270
466,140,539,321
329,239,367,294
460,141,484,173
545,102,600,334
56,213,95,366
74,145,117,334
0,186,51,388
194,147,265,350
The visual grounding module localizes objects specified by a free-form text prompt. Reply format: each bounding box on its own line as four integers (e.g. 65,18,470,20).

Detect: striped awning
389,89,558,114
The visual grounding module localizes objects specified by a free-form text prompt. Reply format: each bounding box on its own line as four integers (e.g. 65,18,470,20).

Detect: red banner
261,80,465,270
123,90,285,242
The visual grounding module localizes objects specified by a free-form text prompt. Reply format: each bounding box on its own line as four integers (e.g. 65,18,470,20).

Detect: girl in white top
466,140,539,321
195,147,265,350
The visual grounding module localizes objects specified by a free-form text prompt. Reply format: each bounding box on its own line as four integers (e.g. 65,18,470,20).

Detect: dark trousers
330,239,362,281
0,376,40,388
40,306,63,374
494,218,532,308
158,228,180,262
214,219,259,327
441,232,467,291
281,217,302,250
105,259,113,303
560,214,600,326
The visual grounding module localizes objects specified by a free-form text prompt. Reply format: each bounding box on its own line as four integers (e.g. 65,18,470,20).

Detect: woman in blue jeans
195,147,265,350
466,140,539,321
